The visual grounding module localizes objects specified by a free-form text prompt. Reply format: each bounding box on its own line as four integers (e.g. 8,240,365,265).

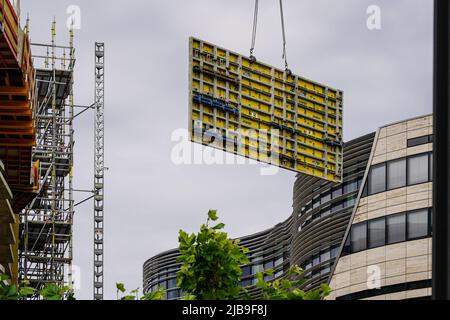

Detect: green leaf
208,210,218,221
116,283,126,293
19,287,36,296
212,223,225,230
0,274,10,281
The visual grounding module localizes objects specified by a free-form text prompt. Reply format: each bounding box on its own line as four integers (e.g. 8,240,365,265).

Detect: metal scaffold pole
93,42,105,301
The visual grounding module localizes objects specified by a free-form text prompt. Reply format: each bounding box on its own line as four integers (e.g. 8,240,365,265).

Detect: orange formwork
0,0,37,200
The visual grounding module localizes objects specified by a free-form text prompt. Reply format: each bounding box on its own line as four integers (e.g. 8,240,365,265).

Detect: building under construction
0,0,85,296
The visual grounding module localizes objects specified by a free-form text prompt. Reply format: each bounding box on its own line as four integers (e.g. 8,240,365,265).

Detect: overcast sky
21,0,433,300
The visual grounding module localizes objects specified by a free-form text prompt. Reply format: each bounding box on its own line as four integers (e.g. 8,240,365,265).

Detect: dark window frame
407,153,430,186
386,213,406,245
368,217,386,249
368,163,387,195
407,209,430,241
407,135,432,148
343,209,432,257
362,152,433,199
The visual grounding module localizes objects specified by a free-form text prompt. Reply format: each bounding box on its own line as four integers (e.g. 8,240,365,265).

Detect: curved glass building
144,115,433,300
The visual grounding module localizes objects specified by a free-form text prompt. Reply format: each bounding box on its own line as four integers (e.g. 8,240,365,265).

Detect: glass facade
343,209,432,256
365,152,433,197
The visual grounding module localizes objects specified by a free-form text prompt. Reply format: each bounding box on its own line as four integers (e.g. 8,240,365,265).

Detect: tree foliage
255,265,331,300
176,210,250,300
0,274,73,300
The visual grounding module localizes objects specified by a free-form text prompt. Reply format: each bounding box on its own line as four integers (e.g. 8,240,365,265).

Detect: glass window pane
312,254,320,266
321,250,331,263
331,202,343,213
387,214,406,244
331,245,340,258
264,260,274,270
369,164,386,195
313,196,321,209
362,182,368,198
344,195,357,208
408,209,429,240
332,187,343,199
368,218,386,249
321,191,331,204
275,256,283,267
408,154,429,185
407,136,430,148
344,179,359,194
387,159,406,190
167,290,178,300
167,278,177,289
241,266,252,277
321,206,331,218
342,236,351,256
429,153,433,182
351,223,367,253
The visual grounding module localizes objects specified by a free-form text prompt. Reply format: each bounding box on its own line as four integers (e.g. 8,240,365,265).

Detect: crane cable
279,0,290,72
250,0,259,61
249,0,290,73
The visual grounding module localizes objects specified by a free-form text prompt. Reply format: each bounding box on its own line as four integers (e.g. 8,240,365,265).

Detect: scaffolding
18,20,75,291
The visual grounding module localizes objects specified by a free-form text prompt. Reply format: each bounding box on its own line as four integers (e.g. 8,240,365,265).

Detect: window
344,195,357,208
362,182,368,198
321,265,331,276
167,277,177,289
321,206,331,218
407,136,430,148
344,179,359,194
305,201,312,212
167,290,180,300
275,256,284,267
160,281,168,290
429,153,433,182
239,279,253,287
264,260,274,270
387,159,406,190
407,209,429,240
342,236,351,255
312,254,320,266
313,195,321,209
241,265,252,277
331,202,343,213
332,187,343,199
331,245,340,258
369,164,386,195
321,191,331,204
320,250,331,263
368,218,386,249
408,154,429,185
387,214,406,245
305,259,312,271
351,223,367,253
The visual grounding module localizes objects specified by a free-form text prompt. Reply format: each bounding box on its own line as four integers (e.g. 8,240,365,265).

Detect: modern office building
143,115,433,300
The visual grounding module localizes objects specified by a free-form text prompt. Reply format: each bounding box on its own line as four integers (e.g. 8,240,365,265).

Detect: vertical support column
433,0,450,300
93,42,105,301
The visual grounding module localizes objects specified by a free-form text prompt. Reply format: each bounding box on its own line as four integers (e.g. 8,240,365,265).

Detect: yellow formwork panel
188,37,344,182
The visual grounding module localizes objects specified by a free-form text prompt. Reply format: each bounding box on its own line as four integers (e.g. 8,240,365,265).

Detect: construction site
1,0,443,305
0,0,105,300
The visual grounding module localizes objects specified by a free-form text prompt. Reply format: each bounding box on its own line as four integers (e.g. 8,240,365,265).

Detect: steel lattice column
93,43,105,300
